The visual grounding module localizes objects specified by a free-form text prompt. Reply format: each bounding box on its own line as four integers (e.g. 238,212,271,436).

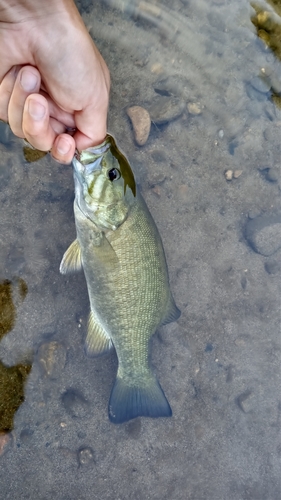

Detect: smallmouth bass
60,135,180,424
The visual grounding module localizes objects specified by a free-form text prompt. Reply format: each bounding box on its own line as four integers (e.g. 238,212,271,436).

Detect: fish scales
60,134,180,423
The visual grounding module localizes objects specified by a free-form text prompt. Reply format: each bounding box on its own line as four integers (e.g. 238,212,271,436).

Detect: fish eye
108,168,121,182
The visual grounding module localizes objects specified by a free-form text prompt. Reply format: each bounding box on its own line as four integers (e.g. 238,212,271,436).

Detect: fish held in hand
60,134,180,424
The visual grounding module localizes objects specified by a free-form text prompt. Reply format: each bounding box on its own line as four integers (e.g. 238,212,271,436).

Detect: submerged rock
266,168,279,183
0,432,12,456
61,389,90,418
236,390,255,413
245,213,281,256
77,446,95,468
153,74,189,98
148,95,185,124
187,102,203,115
249,76,271,94
37,341,66,379
264,259,280,275
126,106,151,146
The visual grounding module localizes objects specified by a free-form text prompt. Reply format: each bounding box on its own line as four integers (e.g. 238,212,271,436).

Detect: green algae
251,2,281,59
251,2,281,109
23,145,48,163
0,279,31,432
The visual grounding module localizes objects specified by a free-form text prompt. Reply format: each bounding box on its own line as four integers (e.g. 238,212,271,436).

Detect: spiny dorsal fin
85,310,113,357
160,297,181,326
59,239,82,274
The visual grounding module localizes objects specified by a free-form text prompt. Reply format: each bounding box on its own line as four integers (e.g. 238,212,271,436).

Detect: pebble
233,170,243,178
147,169,166,187
152,185,161,197
0,432,12,456
178,184,189,202
249,75,271,94
150,63,164,75
150,149,167,163
264,102,276,121
225,170,233,180
77,446,95,468
154,74,189,98
139,2,161,17
61,389,90,418
187,102,202,115
246,83,268,102
126,106,151,146
264,127,280,143
245,213,281,256
148,95,185,124
266,167,279,182
248,209,261,220
268,74,281,95
264,260,280,275
236,390,255,413
37,341,66,379
134,57,149,68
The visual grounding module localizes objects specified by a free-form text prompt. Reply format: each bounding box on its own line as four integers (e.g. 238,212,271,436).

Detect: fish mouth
74,137,111,168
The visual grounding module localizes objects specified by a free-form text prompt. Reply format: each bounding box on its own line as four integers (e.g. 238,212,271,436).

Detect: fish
60,134,180,424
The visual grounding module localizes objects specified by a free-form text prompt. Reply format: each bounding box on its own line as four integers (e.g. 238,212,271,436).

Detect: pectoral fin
160,297,181,326
60,239,82,274
85,310,113,357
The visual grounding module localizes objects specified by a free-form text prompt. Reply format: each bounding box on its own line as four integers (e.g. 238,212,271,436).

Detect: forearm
0,0,78,23
0,0,89,67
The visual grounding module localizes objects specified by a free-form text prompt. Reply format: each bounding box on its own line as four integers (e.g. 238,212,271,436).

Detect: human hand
0,0,110,163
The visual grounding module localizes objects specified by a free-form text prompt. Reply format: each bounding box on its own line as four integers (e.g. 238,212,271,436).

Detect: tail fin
108,376,172,424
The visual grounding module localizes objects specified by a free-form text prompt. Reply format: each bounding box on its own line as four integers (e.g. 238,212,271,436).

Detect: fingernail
28,99,46,120
57,137,71,155
20,70,38,92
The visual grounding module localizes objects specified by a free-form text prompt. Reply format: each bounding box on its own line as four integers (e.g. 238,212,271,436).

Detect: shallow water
0,0,280,498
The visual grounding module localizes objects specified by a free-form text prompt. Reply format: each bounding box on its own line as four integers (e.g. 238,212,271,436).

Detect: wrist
0,0,77,24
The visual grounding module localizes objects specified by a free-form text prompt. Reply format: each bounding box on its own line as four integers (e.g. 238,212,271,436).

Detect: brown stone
0,432,12,457
126,106,151,146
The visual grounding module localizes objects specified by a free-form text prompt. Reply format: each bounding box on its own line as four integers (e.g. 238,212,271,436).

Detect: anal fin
60,239,82,274
161,297,181,326
85,310,113,357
